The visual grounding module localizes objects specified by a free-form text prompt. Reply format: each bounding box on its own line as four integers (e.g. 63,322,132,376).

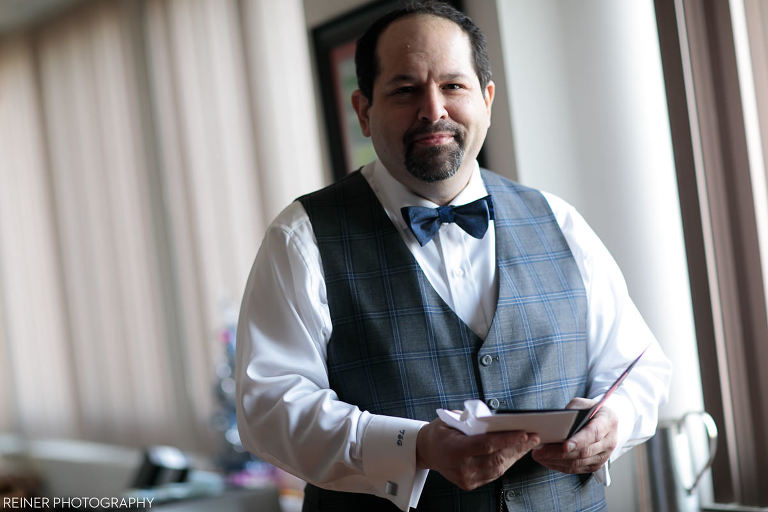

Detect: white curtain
0,0,324,453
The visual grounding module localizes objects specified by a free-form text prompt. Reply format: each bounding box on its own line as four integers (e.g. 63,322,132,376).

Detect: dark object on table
132,446,190,489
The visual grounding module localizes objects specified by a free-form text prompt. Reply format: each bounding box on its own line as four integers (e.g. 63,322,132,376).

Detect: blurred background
0,0,767,510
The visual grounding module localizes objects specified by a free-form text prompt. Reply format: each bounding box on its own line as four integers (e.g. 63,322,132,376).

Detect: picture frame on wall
312,0,463,181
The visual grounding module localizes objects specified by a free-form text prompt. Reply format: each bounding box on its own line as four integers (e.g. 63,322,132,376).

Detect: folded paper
437,400,589,443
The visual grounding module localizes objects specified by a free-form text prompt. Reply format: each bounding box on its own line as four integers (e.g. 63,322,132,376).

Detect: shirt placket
439,224,477,330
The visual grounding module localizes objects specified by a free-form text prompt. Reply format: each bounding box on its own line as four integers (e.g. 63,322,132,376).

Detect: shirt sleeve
543,192,673,459
235,201,429,511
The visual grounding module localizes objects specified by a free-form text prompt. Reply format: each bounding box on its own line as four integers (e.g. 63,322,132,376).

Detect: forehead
375,14,474,77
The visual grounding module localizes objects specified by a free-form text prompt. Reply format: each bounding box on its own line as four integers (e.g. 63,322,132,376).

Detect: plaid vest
298,170,605,511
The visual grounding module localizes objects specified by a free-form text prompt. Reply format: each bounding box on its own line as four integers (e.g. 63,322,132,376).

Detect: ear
483,80,495,115
351,89,372,137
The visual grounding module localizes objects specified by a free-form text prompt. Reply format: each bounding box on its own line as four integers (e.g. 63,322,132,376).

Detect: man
235,2,671,511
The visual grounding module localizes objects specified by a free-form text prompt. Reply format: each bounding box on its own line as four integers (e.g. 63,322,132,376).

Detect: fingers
461,429,536,457
454,434,540,490
531,439,613,474
416,419,540,491
531,404,618,475
569,407,615,449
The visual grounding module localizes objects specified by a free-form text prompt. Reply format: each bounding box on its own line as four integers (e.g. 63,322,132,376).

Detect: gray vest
298,170,605,511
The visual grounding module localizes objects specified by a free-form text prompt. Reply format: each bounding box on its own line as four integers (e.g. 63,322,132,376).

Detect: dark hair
354,1,491,103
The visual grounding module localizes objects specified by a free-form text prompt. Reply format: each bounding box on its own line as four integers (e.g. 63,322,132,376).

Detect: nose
418,85,448,123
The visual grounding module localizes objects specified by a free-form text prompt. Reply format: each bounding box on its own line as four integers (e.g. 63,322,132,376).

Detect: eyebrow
441,73,473,82
383,74,417,87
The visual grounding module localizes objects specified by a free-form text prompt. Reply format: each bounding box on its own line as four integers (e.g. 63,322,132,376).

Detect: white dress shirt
235,160,672,511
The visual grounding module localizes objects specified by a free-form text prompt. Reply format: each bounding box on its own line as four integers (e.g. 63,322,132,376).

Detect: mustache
403,121,464,146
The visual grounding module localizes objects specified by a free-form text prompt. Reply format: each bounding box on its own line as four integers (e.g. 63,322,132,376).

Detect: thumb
565,397,596,410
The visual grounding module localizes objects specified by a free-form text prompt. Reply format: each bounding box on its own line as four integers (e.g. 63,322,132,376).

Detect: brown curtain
0,0,323,453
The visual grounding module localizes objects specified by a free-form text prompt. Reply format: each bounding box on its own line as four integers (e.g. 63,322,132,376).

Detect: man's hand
416,419,540,491
531,397,617,474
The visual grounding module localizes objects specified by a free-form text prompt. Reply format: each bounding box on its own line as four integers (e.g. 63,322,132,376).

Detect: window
654,0,768,506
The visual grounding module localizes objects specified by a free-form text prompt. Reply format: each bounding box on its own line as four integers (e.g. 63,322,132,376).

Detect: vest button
487,398,500,409
480,354,493,367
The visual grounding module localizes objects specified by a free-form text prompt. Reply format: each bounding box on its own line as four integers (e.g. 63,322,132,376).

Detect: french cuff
362,415,429,511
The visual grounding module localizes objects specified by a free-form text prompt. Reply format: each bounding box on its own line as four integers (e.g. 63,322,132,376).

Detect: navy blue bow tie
401,195,495,246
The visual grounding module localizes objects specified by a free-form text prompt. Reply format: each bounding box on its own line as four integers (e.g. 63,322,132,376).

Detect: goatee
403,121,466,183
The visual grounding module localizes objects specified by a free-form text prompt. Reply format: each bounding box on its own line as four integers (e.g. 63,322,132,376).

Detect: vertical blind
0,0,324,453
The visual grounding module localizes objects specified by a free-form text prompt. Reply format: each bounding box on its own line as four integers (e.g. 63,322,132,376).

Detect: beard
403,121,466,183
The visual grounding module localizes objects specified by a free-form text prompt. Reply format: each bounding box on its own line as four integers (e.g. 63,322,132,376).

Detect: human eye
391,86,415,95
443,83,464,91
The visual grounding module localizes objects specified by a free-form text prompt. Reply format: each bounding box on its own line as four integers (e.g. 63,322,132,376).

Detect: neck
393,163,475,206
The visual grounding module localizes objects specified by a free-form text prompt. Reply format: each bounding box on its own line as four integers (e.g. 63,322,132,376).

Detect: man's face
352,15,494,189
